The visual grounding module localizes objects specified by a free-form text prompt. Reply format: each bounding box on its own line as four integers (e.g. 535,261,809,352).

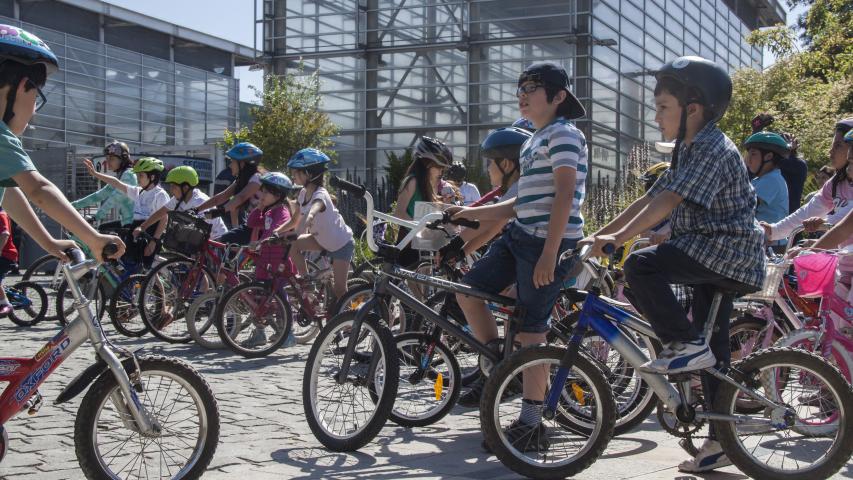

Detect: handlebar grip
602,243,616,255
65,248,86,264
450,217,479,229
329,176,367,198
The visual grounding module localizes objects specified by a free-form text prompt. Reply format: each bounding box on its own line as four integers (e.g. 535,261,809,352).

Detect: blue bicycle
480,245,853,480
3,281,48,327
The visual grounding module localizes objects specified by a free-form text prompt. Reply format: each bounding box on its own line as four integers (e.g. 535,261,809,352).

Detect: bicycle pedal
26,390,43,415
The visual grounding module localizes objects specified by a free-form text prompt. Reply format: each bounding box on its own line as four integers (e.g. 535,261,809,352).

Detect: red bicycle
0,246,219,478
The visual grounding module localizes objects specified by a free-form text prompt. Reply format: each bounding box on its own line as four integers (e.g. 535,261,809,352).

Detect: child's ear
552,90,567,105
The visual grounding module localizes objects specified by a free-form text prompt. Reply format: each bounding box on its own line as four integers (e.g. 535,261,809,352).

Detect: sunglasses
27,80,47,111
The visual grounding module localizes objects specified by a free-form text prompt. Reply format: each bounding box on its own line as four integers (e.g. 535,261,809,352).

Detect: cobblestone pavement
0,315,850,479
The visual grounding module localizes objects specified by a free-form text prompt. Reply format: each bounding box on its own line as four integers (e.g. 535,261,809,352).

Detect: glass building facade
261,0,784,182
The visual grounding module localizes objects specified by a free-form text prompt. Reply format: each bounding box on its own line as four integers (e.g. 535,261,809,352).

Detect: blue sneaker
677,439,731,472
641,339,715,374
283,331,297,348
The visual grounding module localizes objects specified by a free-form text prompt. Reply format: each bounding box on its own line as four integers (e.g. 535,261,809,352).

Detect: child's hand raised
82,158,97,176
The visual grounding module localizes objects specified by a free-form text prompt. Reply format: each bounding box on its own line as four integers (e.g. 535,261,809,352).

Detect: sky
104,0,806,103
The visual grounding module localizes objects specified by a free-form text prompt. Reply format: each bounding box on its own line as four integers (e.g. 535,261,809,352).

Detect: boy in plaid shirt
585,56,765,472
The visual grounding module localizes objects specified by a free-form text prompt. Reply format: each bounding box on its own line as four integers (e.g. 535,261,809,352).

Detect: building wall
264,0,772,184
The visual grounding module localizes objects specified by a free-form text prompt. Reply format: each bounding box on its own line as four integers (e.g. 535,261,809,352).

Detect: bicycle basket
793,252,838,298
411,201,457,251
162,210,211,256
741,258,789,302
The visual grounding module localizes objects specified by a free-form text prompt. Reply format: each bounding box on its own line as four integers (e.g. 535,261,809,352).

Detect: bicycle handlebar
329,176,367,198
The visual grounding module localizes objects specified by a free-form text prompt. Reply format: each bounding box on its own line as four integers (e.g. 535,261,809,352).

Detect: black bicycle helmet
414,136,453,167
445,162,467,182
655,56,732,123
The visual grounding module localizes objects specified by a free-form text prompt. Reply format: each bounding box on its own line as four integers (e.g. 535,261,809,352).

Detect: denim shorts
462,222,577,333
327,240,355,262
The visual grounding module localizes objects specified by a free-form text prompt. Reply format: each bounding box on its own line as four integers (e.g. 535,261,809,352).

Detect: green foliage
221,66,339,171
383,150,412,195
788,0,853,82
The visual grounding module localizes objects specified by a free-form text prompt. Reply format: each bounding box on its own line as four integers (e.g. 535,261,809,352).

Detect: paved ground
0,314,850,479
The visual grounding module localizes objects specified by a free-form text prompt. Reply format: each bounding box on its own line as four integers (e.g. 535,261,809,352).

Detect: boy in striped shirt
452,62,587,448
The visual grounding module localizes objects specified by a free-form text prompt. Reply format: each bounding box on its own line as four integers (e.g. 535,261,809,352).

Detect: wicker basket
741,259,789,302
162,210,211,257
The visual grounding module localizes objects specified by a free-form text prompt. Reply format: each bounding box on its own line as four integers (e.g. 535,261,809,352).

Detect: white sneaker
677,439,732,473
241,327,268,348
641,339,716,373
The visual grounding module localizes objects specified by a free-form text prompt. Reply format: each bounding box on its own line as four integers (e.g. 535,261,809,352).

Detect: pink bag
793,252,838,298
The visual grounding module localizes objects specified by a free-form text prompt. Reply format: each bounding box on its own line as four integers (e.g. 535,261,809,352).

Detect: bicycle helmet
260,171,295,195
165,166,199,187
287,148,331,170
480,126,532,161
132,157,165,174
640,162,670,192
0,25,59,124
226,142,263,162
743,132,792,158
655,56,732,123
518,61,585,120
445,162,467,182
836,118,853,135
104,140,130,161
511,117,535,132
413,136,453,167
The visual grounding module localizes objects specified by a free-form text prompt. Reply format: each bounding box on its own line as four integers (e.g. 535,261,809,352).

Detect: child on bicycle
81,156,170,268
242,171,298,348
282,148,353,301
0,25,123,266
584,56,765,473
0,207,17,316
451,61,587,443
131,166,227,242
197,142,264,244
71,141,136,228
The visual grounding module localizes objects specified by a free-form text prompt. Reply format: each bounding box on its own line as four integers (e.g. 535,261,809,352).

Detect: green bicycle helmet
132,157,165,174
165,166,199,186
743,132,792,158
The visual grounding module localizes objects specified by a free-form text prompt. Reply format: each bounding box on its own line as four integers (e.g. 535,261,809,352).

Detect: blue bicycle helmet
480,126,533,161
511,117,535,132
260,171,295,195
226,142,263,162
0,25,58,75
287,148,331,170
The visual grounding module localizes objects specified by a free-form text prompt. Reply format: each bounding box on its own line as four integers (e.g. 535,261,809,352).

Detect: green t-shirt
0,121,36,203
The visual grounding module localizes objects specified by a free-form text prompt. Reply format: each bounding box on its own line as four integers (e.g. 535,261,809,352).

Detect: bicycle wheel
56,277,105,326
7,281,48,327
421,292,481,387
714,347,853,480
186,291,226,350
216,282,293,358
74,356,219,480
775,328,853,382
22,254,63,321
108,274,148,337
390,332,461,428
303,309,398,451
140,258,214,343
480,345,616,480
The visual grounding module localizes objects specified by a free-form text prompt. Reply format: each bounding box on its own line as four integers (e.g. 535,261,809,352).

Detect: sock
519,398,543,426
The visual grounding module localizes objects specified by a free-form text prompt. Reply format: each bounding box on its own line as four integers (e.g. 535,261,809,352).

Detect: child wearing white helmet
279,148,353,300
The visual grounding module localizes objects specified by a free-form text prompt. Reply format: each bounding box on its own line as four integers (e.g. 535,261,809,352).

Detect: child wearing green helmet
743,131,790,231
81,156,170,267
132,165,227,243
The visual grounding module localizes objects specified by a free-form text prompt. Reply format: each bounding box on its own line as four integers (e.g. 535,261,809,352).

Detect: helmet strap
670,107,689,170
3,87,16,125
497,160,517,194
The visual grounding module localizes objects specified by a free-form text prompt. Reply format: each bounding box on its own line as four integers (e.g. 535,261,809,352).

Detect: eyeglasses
516,83,544,97
27,80,46,112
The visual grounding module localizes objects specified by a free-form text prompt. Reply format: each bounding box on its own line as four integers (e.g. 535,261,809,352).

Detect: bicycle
2,281,48,327
480,244,853,480
0,245,220,478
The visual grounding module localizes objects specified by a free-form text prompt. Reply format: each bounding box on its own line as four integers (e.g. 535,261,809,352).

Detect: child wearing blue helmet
278,148,353,300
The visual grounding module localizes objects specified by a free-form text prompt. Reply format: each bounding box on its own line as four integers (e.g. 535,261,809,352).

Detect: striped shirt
513,117,587,239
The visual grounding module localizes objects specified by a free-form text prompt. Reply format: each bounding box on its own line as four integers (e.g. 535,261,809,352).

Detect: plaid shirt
649,123,766,288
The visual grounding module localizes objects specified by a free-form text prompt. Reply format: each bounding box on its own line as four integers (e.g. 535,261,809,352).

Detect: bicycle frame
0,257,157,434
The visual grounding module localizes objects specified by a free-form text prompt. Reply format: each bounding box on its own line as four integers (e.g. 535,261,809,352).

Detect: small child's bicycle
2,281,48,327
0,245,220,478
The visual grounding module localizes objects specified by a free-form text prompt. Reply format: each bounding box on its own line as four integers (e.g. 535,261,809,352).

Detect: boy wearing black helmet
585,56,765,472
0,25,123,263
452,62,587,443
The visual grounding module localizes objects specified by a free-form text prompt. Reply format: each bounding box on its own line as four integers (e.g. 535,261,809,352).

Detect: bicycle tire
108,274,148,337
74,355,219,480
139,258,214,343
216,282,293,358
775,328,853,382
480,345,616,479
714,347,853,480
303,309,398,451
390,332,461,428
7,281,48,327
186,291,226,350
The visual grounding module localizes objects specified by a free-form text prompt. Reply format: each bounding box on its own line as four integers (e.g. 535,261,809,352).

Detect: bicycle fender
54,350,142,405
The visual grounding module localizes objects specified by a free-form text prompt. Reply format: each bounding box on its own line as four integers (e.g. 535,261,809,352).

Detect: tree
222,66,339,171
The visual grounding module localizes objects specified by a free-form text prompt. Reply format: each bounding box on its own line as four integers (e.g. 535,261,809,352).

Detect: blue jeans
462,223,577,333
